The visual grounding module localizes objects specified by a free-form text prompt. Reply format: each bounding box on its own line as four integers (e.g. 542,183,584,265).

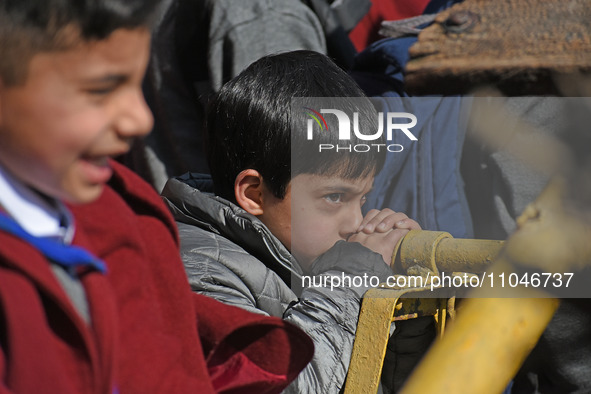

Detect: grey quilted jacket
161,173,394,393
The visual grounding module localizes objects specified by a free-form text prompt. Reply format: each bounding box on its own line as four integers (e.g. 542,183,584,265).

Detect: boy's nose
340,208,364,240
115,89,153,138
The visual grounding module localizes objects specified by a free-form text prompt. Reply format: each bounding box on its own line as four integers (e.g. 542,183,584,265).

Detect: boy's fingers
376,228,409,266
387,228,410,242
370,211,408,233
358,209,381,232
358,209,419,235
393,218,422,230
384,228,411,263
359,209,397,233
348,227,411,267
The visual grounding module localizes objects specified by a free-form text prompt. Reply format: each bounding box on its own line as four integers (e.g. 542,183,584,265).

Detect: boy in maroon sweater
0,1,312,393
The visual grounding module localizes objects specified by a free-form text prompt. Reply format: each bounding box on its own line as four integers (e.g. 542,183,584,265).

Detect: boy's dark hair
0,0,161,86
207,50,385,203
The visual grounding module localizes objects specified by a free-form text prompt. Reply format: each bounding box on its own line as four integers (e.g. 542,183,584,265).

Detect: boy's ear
234,169,265,216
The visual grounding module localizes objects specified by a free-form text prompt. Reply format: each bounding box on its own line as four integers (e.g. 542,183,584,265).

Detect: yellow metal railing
344,288,452,394
400,177,590,394
344,232,503,394
345,175,591,394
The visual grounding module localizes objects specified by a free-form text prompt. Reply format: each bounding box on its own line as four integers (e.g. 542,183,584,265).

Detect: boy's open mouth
80,155,112,183
82,155,109,166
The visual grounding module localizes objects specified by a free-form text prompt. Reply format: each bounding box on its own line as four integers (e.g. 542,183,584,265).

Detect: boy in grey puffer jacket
162,50,424,393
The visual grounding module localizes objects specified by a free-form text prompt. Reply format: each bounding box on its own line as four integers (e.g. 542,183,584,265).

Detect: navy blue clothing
351,35,473,238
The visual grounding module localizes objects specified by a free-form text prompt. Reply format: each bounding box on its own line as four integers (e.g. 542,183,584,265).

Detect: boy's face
0,28,152,203
261,173,373,270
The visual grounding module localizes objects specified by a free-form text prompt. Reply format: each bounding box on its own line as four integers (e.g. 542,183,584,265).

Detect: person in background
133,0,327,191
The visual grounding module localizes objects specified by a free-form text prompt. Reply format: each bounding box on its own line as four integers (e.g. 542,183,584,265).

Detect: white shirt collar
0,163,74,242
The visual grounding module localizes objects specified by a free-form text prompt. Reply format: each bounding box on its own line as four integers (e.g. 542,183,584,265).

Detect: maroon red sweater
0,161,312,393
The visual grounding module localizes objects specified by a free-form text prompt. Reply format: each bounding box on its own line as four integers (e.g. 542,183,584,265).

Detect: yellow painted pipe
435,237,504,273
394,229,504,276
400,289,558,394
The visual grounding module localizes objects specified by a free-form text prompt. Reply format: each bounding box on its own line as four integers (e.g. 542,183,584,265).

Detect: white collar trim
0,164,74,242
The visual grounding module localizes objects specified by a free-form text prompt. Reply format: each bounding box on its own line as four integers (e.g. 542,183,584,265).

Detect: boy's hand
357,209,421,234
349,209,421,267
348,228,408,267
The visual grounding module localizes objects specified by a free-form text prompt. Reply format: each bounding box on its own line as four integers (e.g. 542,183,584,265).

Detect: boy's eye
82,75,128,98
87,87,115,96
324,193,343,203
